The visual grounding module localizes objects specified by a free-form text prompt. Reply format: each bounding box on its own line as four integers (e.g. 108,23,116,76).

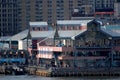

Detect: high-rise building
20,0,95,28
72,0,95,17
94,0,115,18
0,0,21,36
20,0,73,26
95,0,114,12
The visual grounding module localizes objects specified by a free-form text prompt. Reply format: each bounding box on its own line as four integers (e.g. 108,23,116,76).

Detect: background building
114,1,120,18
0,0,120,36
0,0,20,36
20,0,117,30
95,0,114,12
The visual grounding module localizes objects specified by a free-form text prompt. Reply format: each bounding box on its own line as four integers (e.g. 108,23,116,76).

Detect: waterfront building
6,20,89,64
2,19,120,67
36,20,120,68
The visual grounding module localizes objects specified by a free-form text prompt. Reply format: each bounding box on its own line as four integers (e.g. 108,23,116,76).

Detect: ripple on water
0,75,120,80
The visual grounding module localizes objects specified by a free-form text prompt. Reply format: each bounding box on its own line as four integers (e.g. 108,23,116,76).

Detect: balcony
37,46,74,52
75,45,111,51
58,55,106,60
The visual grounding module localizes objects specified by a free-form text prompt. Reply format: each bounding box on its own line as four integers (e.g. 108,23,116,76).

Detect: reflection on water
0,75,120,80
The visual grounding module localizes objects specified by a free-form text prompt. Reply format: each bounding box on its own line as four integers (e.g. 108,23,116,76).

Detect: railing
76,45,111,48
58,56,106,60
38,46,74,52
75,45,111,51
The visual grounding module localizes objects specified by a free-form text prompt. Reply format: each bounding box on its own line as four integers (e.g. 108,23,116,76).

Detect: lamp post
9,37,11,49
108,37,113,68
0,32,3,49
71,36,77,68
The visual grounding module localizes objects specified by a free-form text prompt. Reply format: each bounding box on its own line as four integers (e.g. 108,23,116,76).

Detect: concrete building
21,0,116,30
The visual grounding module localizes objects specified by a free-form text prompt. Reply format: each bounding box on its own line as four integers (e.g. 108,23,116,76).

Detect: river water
0,75,120,80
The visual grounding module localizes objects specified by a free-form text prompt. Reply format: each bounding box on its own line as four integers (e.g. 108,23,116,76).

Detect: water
0,75,120,80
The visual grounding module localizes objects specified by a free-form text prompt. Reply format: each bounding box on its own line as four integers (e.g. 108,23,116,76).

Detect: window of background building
47,0,52,3
48,5,52,7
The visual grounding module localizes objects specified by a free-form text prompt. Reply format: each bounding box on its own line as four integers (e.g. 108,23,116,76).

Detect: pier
1,65,120,77
26,66,120,77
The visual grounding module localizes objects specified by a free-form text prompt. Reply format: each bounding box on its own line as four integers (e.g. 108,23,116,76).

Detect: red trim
95,12,114,14
37,46,74,52
113,46,120,51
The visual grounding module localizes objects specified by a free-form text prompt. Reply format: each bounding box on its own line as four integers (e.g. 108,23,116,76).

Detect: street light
71,36,77,68
9,37,12,49
0,32,4,49
108,37,113,68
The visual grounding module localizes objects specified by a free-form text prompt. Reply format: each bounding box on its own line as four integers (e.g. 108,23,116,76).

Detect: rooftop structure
30,22,48,27
57,20,91,26
9,20,120,41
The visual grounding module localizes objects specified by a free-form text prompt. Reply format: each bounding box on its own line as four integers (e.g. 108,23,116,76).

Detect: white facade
18,40,32,50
